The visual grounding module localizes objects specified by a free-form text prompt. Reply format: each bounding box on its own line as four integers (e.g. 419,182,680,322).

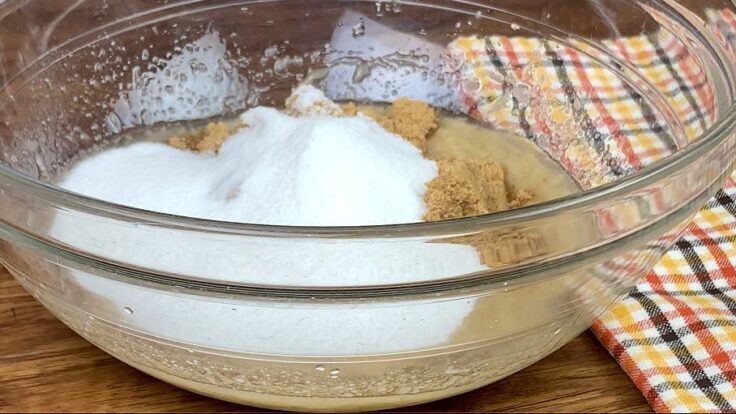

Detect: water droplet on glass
123,307,133,315
315,364,326,372
141,49,150,60
140,109,153,125
352,62,372,83
374,1,383,15
105,113,122,134
511,23,521,31
330,368,341,375
352,21,365,38
240,6,249,12
455,22,462,29
189,59,208,73
337,20,343,27
224,95,240,111
418,28,427,36
572,97,584,111
264,45,279,58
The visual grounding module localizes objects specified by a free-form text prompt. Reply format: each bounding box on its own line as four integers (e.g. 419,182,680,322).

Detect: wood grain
0,267,650,413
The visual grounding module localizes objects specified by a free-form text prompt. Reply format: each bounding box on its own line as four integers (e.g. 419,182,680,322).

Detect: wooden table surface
0,267,651,413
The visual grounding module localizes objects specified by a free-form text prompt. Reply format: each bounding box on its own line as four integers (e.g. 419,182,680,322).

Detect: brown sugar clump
448,231,547,266
509,188,534,208
285,89,344,117
379,98,438,151
340,102,358,117
167,122,234,153
423,158,510,221
423,156,541,266
337,98,438,150
195,122,231,152
167,136,191,150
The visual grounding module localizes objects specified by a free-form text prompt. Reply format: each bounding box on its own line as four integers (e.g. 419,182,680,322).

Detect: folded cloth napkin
449,8,736,413
595,179,736,413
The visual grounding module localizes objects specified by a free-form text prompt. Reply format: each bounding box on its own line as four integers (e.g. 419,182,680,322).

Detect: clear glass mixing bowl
1,0,736,412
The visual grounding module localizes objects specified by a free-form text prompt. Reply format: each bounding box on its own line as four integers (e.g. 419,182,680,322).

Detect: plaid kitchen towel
447,8,736,413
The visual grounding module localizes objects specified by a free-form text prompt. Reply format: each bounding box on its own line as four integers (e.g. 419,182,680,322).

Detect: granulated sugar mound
61,87,437,226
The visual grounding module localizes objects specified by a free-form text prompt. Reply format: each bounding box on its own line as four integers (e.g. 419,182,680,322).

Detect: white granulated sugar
63,87,436,226
53,86,487,355
284,84,343,116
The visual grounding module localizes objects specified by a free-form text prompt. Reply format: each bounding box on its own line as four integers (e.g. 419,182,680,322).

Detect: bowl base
125,358,490,412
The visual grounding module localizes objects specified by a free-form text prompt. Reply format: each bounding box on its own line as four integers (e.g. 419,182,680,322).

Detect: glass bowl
1,0,736,411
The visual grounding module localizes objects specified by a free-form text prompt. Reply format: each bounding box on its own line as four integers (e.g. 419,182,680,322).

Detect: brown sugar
378,98,438,151
285,88,344,117
338,98,535,221
447,231,547,266
341,98,438,151
195,122,231,152
167,122,233,153
340,102,359,117
509,188,534,208
423,157,511,221
166,135,191,151
423,157,544,266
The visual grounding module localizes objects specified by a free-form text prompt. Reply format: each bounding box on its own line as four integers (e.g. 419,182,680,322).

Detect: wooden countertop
0,267,651,413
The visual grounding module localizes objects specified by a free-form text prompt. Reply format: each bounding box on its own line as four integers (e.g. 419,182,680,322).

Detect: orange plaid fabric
447,9,736,413
595,179,736,413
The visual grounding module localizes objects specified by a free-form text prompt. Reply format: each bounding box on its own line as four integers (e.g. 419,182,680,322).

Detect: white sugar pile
61,86,436,226
52,86,486,355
